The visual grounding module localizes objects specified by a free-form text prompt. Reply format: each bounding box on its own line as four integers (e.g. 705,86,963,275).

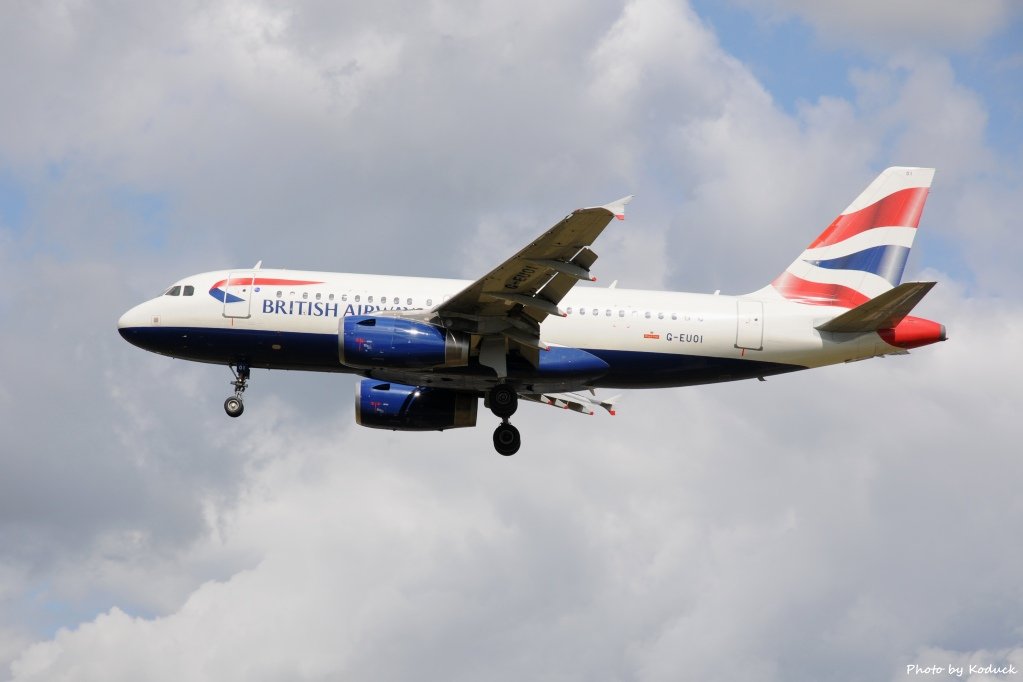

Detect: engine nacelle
355,380,478,431
339,316,470,369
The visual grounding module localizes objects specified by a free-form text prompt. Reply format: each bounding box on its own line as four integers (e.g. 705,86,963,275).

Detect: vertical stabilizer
770,167,935,307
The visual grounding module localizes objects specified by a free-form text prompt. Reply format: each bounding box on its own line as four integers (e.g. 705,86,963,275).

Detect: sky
1,1,1022,680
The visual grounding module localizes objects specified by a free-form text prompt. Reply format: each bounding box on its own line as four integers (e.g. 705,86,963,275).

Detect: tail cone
879,316,946,349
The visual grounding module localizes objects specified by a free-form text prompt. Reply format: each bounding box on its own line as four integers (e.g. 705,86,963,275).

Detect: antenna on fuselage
254,260,263,270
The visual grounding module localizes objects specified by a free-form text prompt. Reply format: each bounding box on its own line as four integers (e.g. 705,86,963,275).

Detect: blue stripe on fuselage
118,326,804,387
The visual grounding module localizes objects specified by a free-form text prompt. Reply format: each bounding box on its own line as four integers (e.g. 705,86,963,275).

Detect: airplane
118,166,946,455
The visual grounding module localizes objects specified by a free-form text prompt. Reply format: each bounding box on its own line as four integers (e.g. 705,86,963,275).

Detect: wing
430,195,632,375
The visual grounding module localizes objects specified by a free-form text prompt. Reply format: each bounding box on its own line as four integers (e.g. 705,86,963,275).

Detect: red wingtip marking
591,277,597,282
610,410,616,416
614,213,625,221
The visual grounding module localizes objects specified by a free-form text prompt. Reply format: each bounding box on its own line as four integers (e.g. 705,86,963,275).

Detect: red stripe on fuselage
211,277,323,289
771,272,870,308
808,187,929,249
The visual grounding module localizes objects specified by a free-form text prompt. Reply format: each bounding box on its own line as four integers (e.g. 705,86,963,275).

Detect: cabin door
735,300,763,350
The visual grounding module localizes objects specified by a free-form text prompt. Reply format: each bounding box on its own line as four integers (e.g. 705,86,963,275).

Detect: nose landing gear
488,384,520,456
224,363,250,418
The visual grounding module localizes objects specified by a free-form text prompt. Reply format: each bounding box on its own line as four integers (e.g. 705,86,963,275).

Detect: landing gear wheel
224,363,250,418
493,421,521,456
224,396,244,418
488,384,518,419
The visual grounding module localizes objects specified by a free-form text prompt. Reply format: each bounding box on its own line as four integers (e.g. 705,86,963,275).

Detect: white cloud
2,0,1022,679
8,287,1023,681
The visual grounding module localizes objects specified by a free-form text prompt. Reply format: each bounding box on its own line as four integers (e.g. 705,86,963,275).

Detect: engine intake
355,380,478,431
340,316,469,369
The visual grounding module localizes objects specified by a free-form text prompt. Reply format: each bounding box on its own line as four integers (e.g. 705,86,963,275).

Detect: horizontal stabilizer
816,281,936,333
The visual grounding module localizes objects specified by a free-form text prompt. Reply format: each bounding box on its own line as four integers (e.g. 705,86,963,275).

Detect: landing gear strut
488,384,520,455
224,363,250,418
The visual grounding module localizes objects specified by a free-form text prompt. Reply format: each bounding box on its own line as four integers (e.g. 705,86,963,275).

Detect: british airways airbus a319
118,167,946,455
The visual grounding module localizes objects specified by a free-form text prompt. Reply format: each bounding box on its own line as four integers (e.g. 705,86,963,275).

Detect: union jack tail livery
770,167,934,308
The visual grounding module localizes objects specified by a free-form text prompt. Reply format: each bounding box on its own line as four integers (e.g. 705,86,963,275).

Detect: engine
339,316,470,369
355,380,478,431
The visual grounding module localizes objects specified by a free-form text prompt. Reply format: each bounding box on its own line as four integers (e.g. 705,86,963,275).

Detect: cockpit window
183,285,195,296
164,286,181,296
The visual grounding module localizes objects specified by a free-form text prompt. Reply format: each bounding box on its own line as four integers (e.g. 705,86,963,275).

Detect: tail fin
770,167,935,308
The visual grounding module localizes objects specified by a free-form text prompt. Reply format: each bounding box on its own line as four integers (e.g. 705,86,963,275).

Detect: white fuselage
118,268,890,392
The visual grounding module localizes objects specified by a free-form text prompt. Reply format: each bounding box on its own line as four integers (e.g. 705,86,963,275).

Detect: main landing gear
224,363,250,418
488,384,520,456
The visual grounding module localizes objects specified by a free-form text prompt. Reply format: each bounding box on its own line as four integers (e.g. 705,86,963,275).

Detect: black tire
493,422,521,456
224,396,244,418
488,384,518,419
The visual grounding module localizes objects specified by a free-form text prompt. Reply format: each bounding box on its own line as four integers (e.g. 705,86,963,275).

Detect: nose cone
117,302,152,343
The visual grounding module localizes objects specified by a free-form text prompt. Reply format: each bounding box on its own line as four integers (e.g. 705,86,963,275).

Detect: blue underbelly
119,326,804,386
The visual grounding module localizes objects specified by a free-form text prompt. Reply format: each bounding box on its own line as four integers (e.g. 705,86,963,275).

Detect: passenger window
276,290,282,298
341,294,347,302
566,307,573,314
164,286,181,296
406,298,412,305
393,297,399,304
316,293,321,301
368,296,374,303
671,313,677,320
355,295,361,302
618,310,625,318
303,292,309,300
657,312,663,320
605,309,611,317
645,311,651,319
328,293,334,301
580,308,586,316
426,298,433,306
183,285,194,296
